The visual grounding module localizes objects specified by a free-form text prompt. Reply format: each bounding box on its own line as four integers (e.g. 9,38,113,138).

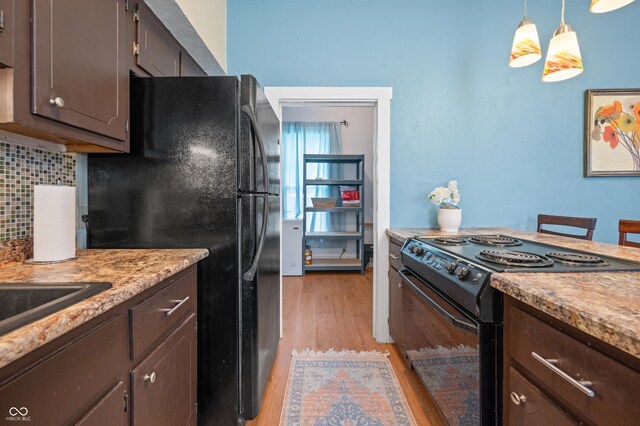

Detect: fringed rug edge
291,348,390,358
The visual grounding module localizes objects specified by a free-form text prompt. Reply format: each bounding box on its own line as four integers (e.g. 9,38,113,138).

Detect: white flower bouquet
428,180,460,209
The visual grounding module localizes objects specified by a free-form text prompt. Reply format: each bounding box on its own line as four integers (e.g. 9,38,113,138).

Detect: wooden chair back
619,220,640,248
537,214,597,241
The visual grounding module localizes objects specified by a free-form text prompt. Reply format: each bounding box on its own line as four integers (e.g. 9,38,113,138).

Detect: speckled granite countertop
0,248,208,369
387,227,640,358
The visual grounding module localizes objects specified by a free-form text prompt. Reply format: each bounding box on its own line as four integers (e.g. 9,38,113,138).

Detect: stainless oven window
400,270,480,426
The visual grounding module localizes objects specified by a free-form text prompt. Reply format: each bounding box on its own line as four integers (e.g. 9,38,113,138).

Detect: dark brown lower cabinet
508,367,576,426
132,314,197,426
504,296,640,425
388,238,404,355
0,264,198,425
76,381,128,426
388,268,402,345
0,315,126,425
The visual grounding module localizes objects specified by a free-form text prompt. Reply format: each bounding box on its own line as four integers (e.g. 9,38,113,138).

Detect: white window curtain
282,122,344,235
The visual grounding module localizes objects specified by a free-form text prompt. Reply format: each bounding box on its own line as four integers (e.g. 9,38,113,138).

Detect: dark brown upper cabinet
0,0,14,68
180,51,206,76
31,0,128,142
133,2,179,77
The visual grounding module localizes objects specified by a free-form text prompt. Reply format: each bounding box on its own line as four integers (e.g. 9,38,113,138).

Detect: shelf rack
303,154,365,274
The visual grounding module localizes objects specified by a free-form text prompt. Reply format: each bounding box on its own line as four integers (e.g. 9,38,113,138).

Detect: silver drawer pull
389,253,399,260
531,352,595,397
144,371,157,384
510,392,526,406
160,296,190,316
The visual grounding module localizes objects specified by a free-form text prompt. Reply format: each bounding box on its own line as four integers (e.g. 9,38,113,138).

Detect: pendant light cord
524,0,527,16
561,0,565,24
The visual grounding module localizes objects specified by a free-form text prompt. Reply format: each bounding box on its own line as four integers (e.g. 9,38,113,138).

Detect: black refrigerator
87,75,281,425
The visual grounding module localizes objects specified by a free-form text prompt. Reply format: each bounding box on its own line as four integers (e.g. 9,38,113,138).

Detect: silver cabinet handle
0,10,5,32
398,282,401,289
510,392,526,405
531,352,595,397
389,253,399,260
160,296,189,316
144,371,157,384
49,97,65,108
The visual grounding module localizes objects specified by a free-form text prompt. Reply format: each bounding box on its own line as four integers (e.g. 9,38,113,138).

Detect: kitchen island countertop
387,227,640,359
0,248,208,369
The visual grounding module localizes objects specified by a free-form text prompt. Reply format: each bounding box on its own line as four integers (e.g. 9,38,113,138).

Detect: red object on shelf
340,186,360,207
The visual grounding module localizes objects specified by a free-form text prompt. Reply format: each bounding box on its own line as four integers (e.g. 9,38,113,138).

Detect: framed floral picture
584,89,640,177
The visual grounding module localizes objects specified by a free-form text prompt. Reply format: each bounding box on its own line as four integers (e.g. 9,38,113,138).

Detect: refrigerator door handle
241,104,269,194
243,194,269,281
241,104,271,282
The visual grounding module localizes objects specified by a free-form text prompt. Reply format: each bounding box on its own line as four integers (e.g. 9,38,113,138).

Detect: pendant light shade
590,0,635,13
509,17,542,67
542,0,583,82
509,0,541,68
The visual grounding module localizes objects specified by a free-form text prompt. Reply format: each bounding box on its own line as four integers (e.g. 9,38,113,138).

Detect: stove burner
545,252,610,267
476,250,553,268
469,235,522,247
431,237,469,246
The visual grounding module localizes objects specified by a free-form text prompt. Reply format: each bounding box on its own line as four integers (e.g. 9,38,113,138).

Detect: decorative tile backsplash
0,142,76,241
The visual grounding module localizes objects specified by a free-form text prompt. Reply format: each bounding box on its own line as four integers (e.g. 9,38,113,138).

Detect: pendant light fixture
509,0,542,67
590,0,635,13
542,0,583,82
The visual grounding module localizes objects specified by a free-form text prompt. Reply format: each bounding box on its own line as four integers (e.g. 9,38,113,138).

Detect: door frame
264,87,393,342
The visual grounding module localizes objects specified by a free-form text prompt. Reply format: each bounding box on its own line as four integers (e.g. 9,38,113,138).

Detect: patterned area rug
279,349,417,426
407,345,479,426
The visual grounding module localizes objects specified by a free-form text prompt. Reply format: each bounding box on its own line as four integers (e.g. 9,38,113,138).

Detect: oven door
400,269,482,425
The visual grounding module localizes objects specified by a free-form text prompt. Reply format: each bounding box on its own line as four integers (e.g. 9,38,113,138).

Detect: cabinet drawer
389,240,402,271
130,268,196,359
508,367,576,426
508,305,640,425
132,314,197,426
0,315,125,425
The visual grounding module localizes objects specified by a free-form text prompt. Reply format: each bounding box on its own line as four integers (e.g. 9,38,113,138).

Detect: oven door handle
399,270,478,333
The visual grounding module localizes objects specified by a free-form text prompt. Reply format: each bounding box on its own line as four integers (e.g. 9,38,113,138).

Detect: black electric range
402,234,640,321
398,234,640,425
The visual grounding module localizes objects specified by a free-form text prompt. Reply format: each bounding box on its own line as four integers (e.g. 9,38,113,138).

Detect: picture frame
584,89,640,177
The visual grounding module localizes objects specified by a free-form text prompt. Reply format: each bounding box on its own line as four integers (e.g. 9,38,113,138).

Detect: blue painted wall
228,0,640,243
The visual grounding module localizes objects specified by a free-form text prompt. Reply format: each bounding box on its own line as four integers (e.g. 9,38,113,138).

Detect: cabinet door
388,268,402,345
132,314,197,426
0,315,126,425
0,0,13,67
179,51,205,76
508,367,577,426
31,0,128,141
135,3,179,77
76,381,127,426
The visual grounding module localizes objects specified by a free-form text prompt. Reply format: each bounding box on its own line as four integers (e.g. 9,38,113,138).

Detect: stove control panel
402,241,490,285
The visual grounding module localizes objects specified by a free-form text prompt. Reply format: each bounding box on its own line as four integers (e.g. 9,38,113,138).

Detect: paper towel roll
33,185,76,262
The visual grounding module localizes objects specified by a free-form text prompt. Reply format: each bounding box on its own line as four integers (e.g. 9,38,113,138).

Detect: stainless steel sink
0,282,112,335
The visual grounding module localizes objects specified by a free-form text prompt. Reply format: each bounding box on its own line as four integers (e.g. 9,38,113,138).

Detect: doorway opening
264,87,392,343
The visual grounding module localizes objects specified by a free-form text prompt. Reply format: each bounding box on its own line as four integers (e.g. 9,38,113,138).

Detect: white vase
437,208,462,232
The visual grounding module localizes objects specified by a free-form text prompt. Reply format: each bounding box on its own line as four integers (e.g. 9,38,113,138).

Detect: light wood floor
247,269,446,425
